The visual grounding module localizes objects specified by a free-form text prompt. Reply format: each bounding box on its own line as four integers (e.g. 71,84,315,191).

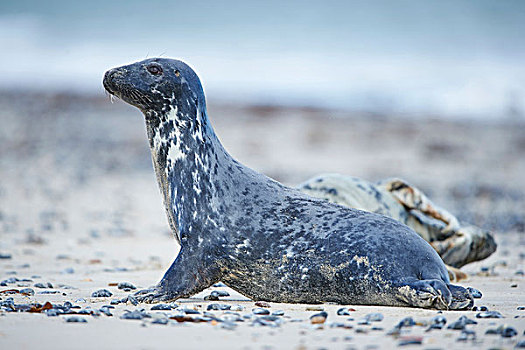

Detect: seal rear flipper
447,283,474,310
396,279,451,310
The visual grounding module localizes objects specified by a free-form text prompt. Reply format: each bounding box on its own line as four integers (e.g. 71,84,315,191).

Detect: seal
298,174,497,270
103,58,474,309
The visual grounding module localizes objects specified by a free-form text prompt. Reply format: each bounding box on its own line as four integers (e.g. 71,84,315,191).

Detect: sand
0,92,524,349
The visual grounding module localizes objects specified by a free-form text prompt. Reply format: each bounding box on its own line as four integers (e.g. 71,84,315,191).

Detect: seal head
104,58,205,114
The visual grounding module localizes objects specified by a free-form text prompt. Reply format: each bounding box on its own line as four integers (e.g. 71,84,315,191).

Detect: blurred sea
0,0,524,119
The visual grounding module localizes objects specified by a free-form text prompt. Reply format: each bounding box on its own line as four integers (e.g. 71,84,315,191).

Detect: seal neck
145,104,230,246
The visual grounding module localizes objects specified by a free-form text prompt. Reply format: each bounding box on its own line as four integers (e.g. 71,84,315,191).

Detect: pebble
215,290,230,297
252,316,282,327
117,282,136,290
467,287,482,299
387,317,416,336
516,340,525,348
65,316,87,323
447,315,477,330
151,318,169,325
230,305,245,312
252,307,270,315
485,325,517,337
213,282,227,287
221,321,237,330
364,313,384,322
150,303,172,311
272,310,285,316
170,314,198,323
204,293,219,301
210,290,222,298
34,282,53,289
45,309,60,317
127,295,138,306
181,308,200,315
397,317,416,328
430,315,447,327
473,306,489,311
329,322,353,329
110,299,121,305
310,311,328,324
121,309,151,320
222,313,244,323
0,253,12,259
99,306,113,316
20,288,34,296
0,289,20,295
203,311,221,320
207,303,231,311
3,277,19,284
501,326,518,338
91,289,113,298
336,307,354,316
255,301,271,308
476,311,503,318
517,306,525,310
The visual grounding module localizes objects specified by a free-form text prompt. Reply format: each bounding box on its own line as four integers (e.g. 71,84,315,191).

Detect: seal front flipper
138,248,221,304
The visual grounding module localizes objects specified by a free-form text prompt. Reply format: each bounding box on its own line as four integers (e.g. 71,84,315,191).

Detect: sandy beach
0,92,524,349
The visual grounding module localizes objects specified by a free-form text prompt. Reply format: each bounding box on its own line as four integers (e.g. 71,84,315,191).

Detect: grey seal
103,58,474,309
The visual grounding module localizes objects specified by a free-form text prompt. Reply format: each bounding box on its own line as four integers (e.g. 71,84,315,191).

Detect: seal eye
147,64,163,76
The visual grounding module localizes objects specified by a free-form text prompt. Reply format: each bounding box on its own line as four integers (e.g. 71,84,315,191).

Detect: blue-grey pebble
91,289,113,298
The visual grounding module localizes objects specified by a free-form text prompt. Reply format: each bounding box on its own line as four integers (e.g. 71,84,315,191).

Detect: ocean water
0,0,524,119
